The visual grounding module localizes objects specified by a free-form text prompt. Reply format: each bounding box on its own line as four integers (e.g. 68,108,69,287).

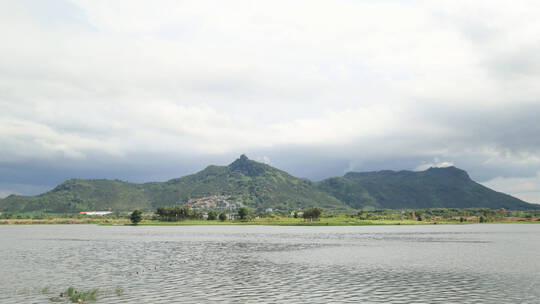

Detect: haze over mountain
1,155,537,213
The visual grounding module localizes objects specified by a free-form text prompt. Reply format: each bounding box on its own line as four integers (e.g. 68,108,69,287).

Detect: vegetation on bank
1,207,539,225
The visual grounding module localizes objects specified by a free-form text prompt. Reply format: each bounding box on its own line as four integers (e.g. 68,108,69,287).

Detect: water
0,224,539,303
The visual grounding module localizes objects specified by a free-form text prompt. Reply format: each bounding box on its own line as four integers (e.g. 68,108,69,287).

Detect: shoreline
1,218,538,226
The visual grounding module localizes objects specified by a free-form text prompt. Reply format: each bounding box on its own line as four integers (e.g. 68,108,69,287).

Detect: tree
219,212,227,221
238,207,249,220
303,207,322,221
130,209,142,225
156,206,203,221
207,210,217,220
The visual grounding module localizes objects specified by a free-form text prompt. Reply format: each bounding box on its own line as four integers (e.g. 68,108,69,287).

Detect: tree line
156,206,204,221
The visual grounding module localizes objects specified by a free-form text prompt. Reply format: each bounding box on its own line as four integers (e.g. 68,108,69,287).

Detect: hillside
0,179,150,213
0,156,538,213
317,166,536,210
142,154,349,210
0,155,349,213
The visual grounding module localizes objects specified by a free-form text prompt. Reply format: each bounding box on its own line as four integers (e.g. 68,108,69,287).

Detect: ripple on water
0,224,539,303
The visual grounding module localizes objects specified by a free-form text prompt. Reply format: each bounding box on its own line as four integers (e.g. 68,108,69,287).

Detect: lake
0,224,539,303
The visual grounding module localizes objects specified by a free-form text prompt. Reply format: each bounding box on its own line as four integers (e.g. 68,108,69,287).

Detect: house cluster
186,195,242,210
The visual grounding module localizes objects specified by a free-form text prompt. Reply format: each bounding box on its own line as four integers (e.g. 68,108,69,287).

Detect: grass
124,215,540,226
0,218,129,225
130,217,473,226
2,216,538,226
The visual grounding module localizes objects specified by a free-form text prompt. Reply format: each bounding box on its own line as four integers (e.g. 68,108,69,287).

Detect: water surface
0,224,539,303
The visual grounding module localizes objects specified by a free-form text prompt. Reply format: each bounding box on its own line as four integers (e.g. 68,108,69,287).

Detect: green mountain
142,154,348,211
317,166,536,210
0,155,538,213
0,155,349,213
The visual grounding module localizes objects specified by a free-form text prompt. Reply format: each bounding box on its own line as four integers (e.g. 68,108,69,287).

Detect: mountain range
1,155,538,213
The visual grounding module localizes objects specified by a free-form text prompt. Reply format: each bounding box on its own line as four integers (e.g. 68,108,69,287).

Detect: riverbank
0,218,129,225
1,217,538,225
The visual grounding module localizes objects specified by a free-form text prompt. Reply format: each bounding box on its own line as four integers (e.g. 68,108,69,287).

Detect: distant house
265,208,273,213
81,211,113,216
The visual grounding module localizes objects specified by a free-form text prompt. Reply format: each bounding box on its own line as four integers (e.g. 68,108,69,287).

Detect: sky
1,0,540,204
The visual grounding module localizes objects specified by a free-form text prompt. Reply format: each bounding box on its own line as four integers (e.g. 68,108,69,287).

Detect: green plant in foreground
58,287,98,303
66,287,75,297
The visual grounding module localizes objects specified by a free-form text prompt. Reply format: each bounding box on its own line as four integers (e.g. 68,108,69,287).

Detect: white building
81,211,113,216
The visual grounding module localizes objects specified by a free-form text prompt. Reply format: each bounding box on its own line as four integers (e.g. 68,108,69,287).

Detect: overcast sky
1,0,540,204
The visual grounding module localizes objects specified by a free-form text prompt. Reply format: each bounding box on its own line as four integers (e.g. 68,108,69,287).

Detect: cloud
482,173,540,204
1,0,540,203
0,190,18,199
415,160,455,172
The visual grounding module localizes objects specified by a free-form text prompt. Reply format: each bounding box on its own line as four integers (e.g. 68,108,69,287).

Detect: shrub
207,210,217,220
238,207,249,220
219,212,227,221
303,207,322,220
130,210,142,225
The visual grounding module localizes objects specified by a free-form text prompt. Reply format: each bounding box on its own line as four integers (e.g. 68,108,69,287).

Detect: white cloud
0,190,18,199
1,0,540,193
415,159,455,171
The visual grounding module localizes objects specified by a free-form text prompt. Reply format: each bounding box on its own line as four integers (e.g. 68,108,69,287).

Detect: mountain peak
425,166,470,180
228,154,267,177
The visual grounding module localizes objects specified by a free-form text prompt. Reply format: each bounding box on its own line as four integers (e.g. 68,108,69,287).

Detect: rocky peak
228,154,266,177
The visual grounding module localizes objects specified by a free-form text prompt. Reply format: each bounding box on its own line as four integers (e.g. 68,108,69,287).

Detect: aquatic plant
57,286,98,303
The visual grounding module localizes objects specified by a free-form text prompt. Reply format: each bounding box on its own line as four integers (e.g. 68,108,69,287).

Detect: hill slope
141,154,349,210
1,156,538,213
0,155,349,213
317,166,536,210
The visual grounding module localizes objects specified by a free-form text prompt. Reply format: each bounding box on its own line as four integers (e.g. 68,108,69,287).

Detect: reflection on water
0,224,539,303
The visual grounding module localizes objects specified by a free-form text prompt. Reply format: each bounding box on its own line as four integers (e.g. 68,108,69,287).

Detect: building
80,211,113,216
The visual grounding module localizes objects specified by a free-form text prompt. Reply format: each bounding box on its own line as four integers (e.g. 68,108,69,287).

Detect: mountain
316,166,536,210
142,154,348,211
0,155,538,213
0,155,349,213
